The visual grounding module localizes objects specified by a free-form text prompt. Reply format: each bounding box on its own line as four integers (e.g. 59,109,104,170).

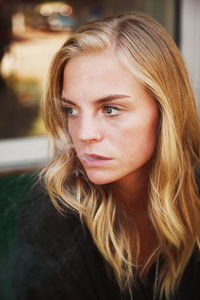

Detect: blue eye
102,105,120,116
61,106,79,117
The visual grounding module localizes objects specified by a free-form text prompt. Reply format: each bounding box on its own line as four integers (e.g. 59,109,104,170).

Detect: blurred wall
180,0,200,107
102,0,177,39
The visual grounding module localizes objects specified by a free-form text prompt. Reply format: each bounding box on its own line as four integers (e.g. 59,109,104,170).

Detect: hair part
41,12,200,299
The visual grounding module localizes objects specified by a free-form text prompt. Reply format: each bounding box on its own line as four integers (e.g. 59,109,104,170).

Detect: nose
78,114,102,144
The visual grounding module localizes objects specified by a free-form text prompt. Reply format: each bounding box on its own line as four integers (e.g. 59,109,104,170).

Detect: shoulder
14,183,88,297
175,248,200,300
14,182,121,300
17,181,92,262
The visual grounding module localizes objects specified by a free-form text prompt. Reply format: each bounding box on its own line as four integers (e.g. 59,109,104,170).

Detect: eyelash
102,105,120,116
60,105,121,117
61,106,78,116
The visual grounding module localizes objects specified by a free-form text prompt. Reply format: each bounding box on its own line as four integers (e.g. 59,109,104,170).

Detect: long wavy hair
41,13,200,299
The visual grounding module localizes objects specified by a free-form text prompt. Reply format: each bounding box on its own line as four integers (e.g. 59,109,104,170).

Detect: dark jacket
14,184,200,300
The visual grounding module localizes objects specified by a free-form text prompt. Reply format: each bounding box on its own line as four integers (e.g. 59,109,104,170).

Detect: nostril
79,132,102,143
79,126,102,143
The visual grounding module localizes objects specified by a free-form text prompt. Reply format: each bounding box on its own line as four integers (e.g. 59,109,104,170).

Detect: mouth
80,153,113,167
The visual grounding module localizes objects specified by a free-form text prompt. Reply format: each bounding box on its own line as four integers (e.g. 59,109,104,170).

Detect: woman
16,13,200,300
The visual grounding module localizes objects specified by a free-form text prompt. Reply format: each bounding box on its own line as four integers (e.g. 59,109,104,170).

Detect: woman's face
61,50,159,186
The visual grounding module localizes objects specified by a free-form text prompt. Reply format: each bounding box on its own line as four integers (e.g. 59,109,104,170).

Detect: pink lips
80,153,112,167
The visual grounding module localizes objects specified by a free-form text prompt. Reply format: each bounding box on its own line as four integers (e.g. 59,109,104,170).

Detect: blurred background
0,0,199,299
0,0,200,165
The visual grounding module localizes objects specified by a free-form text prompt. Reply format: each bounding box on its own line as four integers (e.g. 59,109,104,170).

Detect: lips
80,153,112,167
85,153,111,160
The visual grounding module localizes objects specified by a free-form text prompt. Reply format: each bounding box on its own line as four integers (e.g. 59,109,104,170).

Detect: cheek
117,114,159,157
136,115,159,159
67,125,79,154
68,123,77,143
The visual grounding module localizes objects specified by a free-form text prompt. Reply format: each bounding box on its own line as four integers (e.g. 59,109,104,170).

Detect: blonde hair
41,13,200,299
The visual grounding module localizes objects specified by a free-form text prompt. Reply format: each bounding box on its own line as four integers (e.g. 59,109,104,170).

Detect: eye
61,106,79,117
102,105,120,116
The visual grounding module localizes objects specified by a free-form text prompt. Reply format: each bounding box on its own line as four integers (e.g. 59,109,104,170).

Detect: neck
111,165,158,271
111,165,150,223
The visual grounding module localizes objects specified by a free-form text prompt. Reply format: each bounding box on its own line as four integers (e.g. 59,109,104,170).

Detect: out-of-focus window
0,1,77,139
0,0,178,140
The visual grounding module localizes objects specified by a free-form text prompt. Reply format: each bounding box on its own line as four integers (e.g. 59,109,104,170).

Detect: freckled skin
62,50,159,187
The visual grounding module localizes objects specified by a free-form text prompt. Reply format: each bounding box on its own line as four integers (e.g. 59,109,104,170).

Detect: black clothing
14,184,200,300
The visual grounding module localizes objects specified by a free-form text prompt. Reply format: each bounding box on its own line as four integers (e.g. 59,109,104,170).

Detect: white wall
0,136,50,174
180,0,200,107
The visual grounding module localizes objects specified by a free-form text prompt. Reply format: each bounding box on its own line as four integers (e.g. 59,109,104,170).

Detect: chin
85,170,119,185
87,175,110,185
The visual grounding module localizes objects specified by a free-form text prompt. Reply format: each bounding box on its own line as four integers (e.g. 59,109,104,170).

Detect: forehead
62,50,144,101
63,49,129,82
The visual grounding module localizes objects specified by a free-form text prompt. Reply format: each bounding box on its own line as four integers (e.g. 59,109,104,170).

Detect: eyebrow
59,94,131,105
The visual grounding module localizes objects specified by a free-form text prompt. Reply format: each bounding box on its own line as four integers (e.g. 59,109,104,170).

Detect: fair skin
61,49,159,270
